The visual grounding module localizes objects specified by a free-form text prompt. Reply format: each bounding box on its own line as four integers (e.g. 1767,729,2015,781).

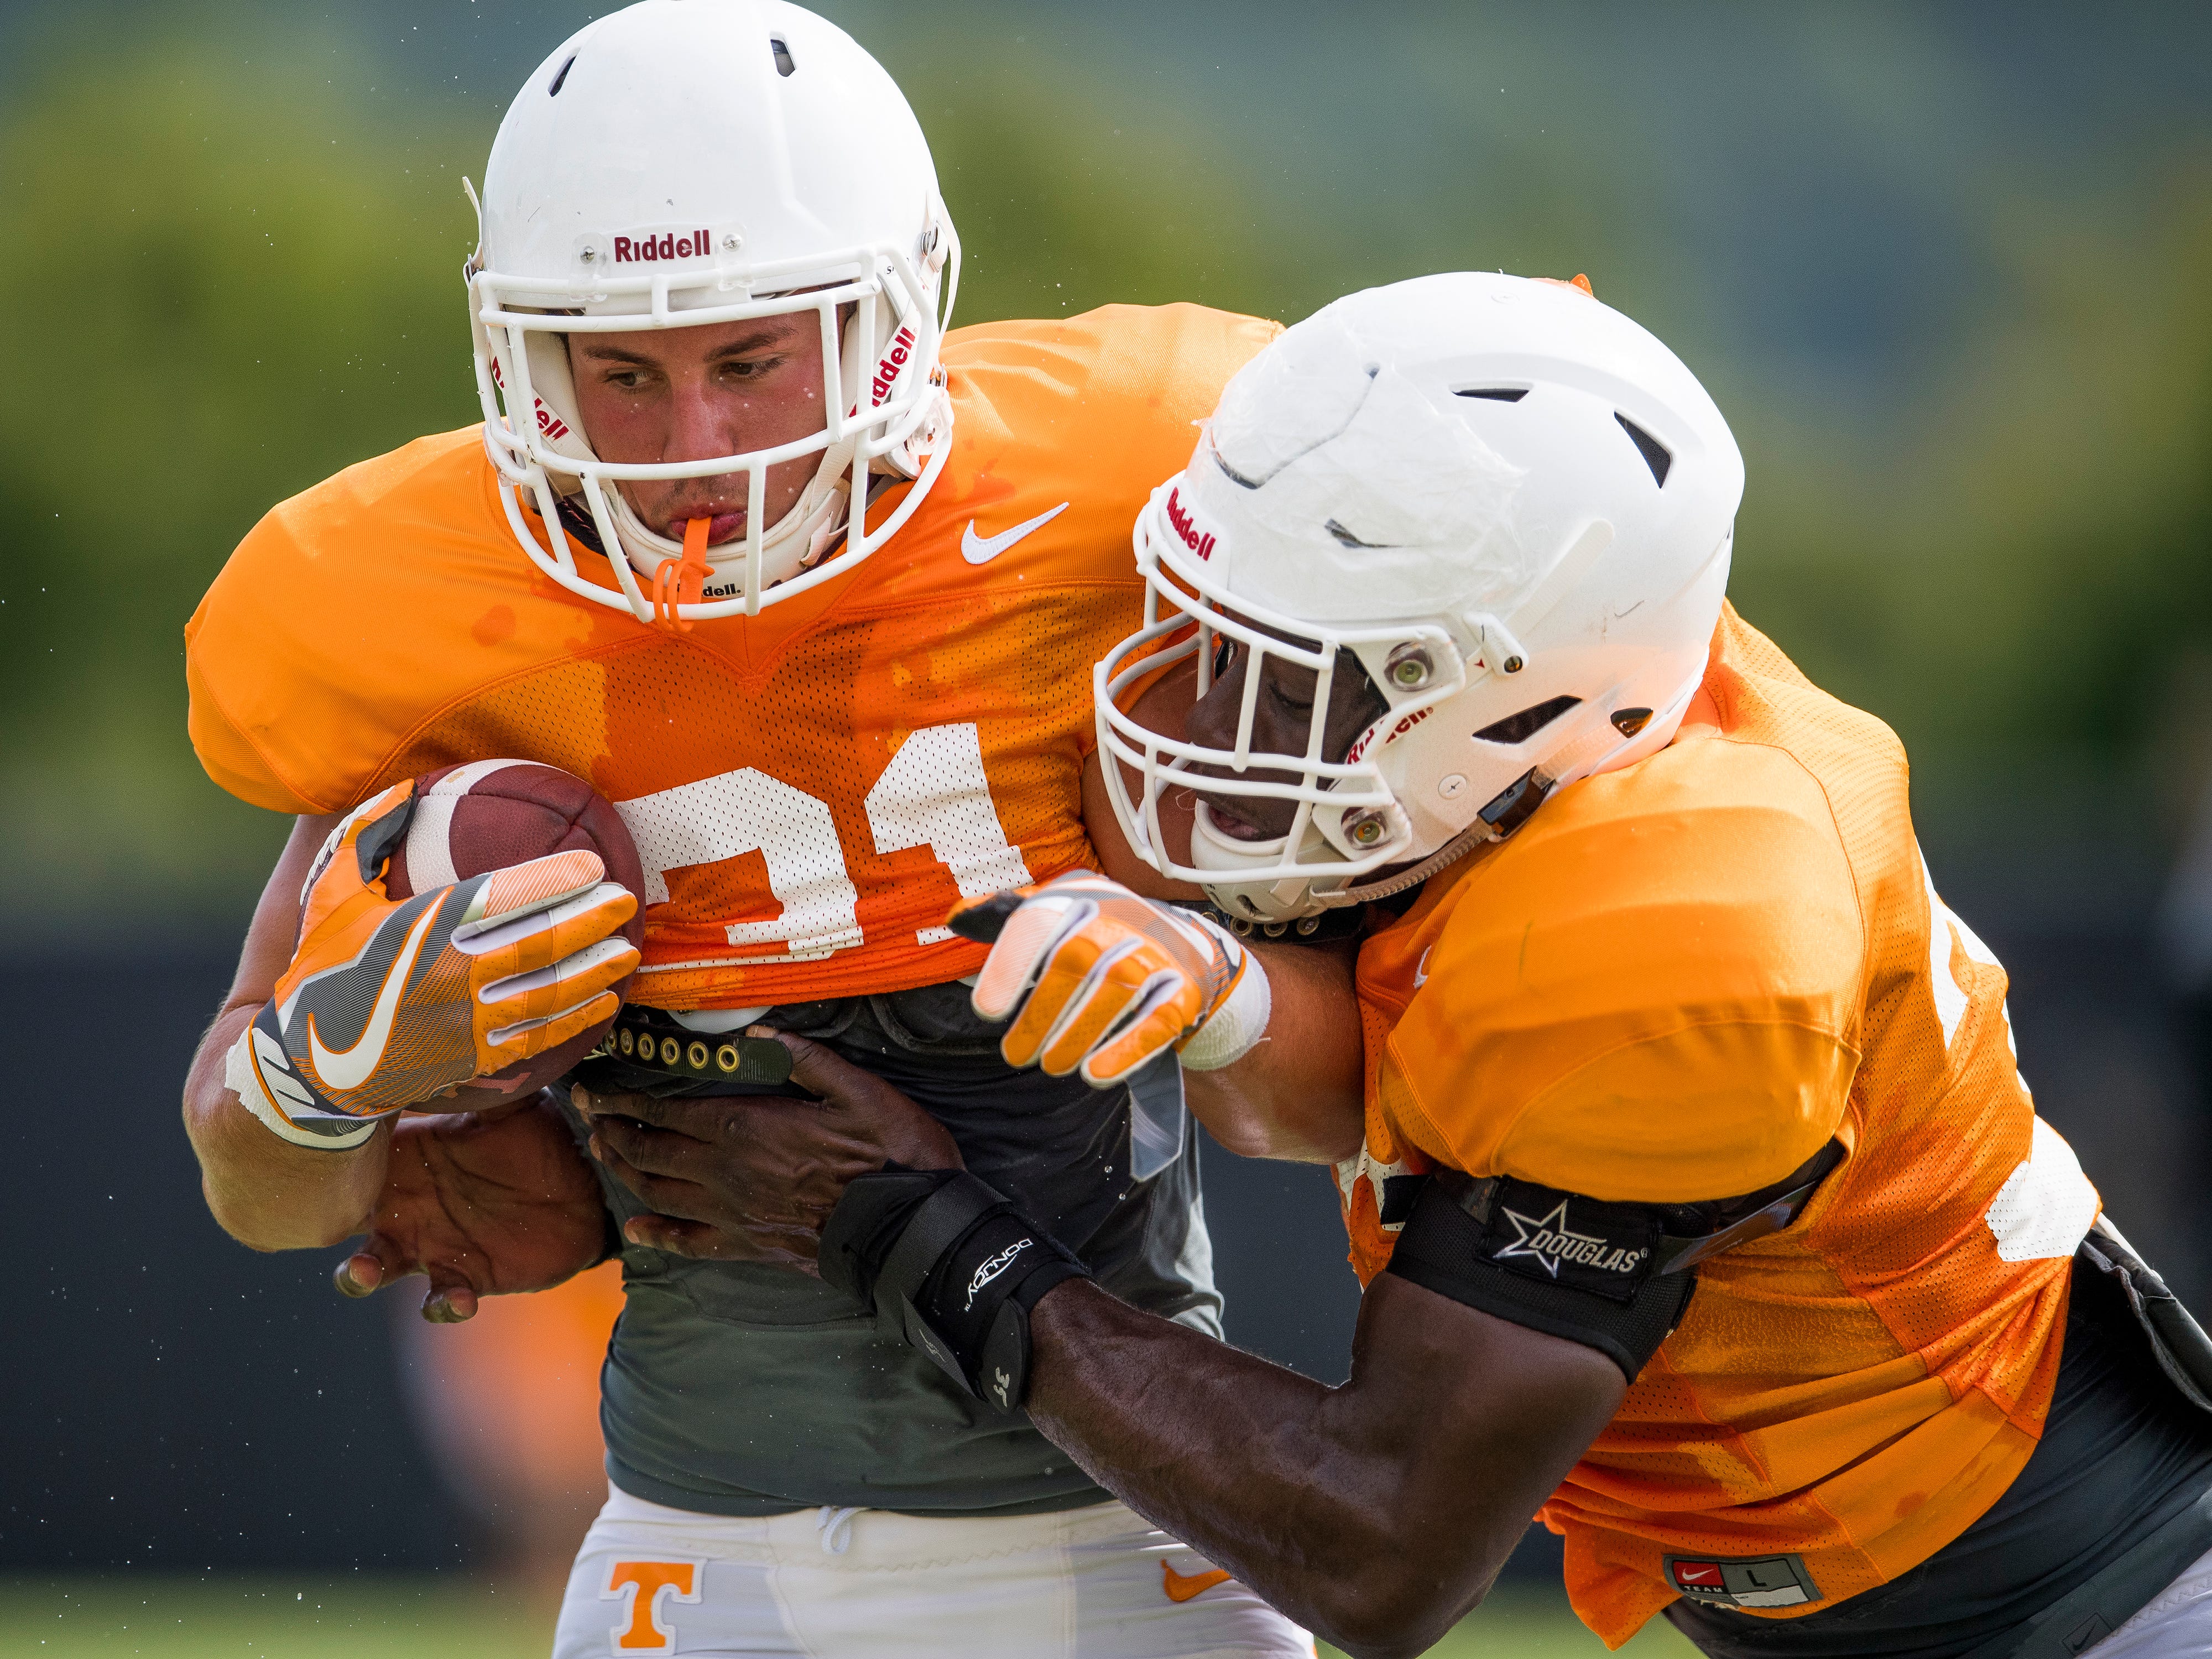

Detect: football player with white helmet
180,3,1326,1653
666,273,2212,1658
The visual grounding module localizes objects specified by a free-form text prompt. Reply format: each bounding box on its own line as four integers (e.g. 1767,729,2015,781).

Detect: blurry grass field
0,1574,1698,1656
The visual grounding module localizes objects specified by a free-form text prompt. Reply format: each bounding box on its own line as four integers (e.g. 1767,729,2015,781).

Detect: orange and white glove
227,782,639,1149
954,873,1271,1088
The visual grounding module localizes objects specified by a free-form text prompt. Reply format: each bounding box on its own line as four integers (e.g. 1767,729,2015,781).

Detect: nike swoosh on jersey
1161,1562,1234,1603
308,899,444,1091
1414,947,1432,986
962,501,1070,564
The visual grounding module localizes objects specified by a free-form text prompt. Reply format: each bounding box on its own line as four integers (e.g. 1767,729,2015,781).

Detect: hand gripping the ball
955,873,1271,1088
229,781,639,1147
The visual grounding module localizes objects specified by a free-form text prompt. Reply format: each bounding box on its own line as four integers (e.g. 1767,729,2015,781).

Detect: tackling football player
178,2,1328,1653
628,273,2212,1658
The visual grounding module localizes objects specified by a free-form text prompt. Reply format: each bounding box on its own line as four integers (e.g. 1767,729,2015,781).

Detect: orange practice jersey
187,305,1279,1007
1339,606,2100,1647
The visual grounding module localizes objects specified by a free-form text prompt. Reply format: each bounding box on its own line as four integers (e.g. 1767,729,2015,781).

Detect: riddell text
613,229,711,263
870,324,917,406
1165,488,1217,561
1343,704,1430,765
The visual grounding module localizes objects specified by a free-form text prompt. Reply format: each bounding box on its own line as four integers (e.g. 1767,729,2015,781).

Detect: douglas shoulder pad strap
1385,1144,1842,1380
1385,1172,1695,1380
821,1168,1091,1415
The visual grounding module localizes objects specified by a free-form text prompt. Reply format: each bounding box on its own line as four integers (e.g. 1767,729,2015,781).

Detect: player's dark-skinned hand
576,1028,962,1270
333,1091,609,1323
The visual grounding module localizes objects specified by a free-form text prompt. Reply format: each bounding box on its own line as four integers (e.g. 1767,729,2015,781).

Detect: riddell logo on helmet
488,359,571,442
870,324,917,407
1342,705,1430,766
612,229,711,263
1164,488,1217,562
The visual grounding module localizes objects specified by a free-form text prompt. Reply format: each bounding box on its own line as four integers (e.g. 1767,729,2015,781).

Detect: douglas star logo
1494,1198,1648,1279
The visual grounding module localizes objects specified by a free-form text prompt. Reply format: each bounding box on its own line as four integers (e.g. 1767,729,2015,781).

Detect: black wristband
821,1168,1089,1413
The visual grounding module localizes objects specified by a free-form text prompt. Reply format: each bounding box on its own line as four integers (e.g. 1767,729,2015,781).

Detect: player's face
1183,623,1388,842
567,315,832,547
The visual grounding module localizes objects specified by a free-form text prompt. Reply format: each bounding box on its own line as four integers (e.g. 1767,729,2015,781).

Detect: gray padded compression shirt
559,978,1221,1517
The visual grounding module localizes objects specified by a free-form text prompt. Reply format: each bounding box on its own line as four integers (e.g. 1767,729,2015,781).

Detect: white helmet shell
466,0,959,622
1095,272,1745,923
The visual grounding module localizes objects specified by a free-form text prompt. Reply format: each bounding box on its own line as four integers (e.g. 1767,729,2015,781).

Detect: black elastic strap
821,1168,1091,1413
1380,1147,1846,1380
874,1176,1004,1321
1385,1175,1695,1379
1653,1140,1846,1274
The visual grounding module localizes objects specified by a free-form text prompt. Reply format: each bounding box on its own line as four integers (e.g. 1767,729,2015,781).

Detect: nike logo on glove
1161,1562,1233,1603
307,899,443,1090
962,501,1069,564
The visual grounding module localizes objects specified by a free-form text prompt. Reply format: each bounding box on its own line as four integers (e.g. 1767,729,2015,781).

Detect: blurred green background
2,0,2209,937
3,2,2210,1655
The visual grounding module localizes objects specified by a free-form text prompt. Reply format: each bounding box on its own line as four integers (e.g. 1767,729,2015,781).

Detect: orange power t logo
602,1559,701,1655
1162,1560,1233,1603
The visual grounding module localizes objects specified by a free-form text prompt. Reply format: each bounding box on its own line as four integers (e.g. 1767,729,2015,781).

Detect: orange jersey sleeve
185,305,1279,1006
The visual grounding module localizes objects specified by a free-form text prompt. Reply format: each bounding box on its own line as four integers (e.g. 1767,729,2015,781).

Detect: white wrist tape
1177,916,1273,1072
226,1026,378,1151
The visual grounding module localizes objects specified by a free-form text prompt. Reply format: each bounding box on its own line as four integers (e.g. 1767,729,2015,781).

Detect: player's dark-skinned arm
585,1035,1620,1659
1025,1277,1621,1659
181,812,393,1251
1079,744,1363,1164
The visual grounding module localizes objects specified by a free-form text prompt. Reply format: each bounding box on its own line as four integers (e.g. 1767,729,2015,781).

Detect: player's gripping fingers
456,879,636,982
998,917,1125,1069
449,853,620,958
478,935,638,1025
418,1282,480,1324
332,1234,481,1322
1032,943,1180,1077
1076,976,1203,1088
470,849,607,926
969,894,1088,1020
334,1248,393,1299
483,987,620,1065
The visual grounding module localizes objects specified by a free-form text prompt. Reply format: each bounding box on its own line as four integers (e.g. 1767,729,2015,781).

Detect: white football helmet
466,0,958,622
1096,272,1745,925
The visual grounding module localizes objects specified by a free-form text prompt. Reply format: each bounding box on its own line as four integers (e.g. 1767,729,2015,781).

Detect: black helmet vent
1474,695,1582,746
549,54,577,96
1455,387,1528,402
1615,414,1672,487
770,36,796,76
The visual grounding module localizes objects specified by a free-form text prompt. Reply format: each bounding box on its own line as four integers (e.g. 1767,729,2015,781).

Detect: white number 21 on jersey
611,722,1034,967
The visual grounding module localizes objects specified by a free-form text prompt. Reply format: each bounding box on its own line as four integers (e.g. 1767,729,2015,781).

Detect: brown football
383,759,647,1104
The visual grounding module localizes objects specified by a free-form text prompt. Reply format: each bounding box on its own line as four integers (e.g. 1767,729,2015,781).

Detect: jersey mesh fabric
185,304,1281,1008
1341,605,2087,1646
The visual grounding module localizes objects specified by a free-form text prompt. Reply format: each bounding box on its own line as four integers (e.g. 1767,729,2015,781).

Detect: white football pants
2080,1542,2212,1659
550,1485,1315,1658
